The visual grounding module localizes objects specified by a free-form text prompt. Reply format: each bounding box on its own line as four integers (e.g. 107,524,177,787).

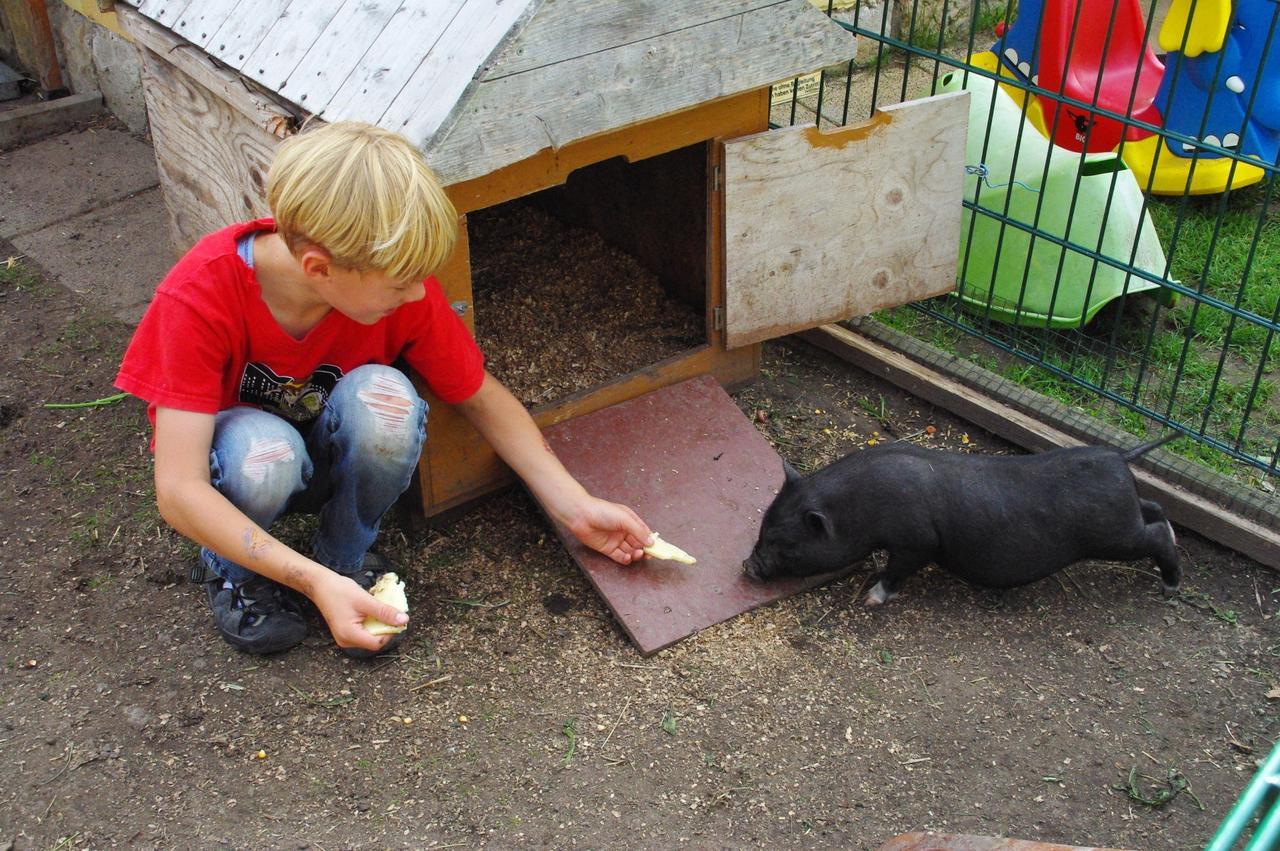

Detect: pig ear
782,459,803,486
804,510,832,538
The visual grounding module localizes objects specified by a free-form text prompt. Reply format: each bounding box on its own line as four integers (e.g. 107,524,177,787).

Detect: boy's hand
311,572,409,652
564,496,653,565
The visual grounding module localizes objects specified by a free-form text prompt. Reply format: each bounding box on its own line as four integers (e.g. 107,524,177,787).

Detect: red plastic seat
1036,0,1165,151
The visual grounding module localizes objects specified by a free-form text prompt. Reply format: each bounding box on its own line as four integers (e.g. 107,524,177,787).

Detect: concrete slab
12,186,174,324
0,92,106,151
0,126,158,240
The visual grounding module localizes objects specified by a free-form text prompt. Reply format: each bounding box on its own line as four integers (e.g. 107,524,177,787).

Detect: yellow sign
770,71,822,107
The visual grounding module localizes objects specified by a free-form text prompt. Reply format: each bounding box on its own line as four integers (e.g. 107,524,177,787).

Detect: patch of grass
1113,764,1205,810
1177,588,1241,625
28,451,57,469
560,717,577,766
84,574,113,591
0,255,49,295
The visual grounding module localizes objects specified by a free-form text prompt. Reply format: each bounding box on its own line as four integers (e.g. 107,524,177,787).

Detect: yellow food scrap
362,572,408,636
643,533,697,565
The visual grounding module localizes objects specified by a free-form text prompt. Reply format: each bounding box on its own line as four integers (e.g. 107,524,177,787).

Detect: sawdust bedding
467,200,704,406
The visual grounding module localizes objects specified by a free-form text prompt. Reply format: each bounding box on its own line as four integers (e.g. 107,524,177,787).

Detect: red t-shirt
115,219,485,428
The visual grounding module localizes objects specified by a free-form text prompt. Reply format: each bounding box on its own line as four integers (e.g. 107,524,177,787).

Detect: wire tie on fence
965,163,1040,193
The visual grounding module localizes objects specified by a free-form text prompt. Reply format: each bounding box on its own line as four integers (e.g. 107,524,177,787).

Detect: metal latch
451,301,470,317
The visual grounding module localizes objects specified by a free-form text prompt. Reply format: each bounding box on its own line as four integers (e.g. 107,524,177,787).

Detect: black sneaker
340,553,406,659
204,574,309,655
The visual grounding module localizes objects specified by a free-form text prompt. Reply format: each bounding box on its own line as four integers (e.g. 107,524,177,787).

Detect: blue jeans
200,364,428,584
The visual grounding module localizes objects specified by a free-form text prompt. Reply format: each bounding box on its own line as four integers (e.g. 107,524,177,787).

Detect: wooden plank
0,0,65,92
144,0,195,29
241,0,346,90
722,91,968,349
433,214,474,336
442,89,768,214
797,324,1280,570
540,375,829,656
424,1,854,185
271,0,400,115
170,0,239,48
118,6,299,138
378,0,536,143
480,0,785,80
134,0,171,16
134,45,281,252
322,0,469,123
415,343,760,516
204,0,292,67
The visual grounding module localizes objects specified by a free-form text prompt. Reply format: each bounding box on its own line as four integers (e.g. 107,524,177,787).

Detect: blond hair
267,121,457,281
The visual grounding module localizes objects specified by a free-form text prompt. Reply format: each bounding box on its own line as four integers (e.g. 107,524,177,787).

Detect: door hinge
713,306,724,331
713,164,721,192
451,300,470,317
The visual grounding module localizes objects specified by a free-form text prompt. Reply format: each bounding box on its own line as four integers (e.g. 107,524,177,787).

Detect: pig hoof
1161,583,1179,599
865,581,897,607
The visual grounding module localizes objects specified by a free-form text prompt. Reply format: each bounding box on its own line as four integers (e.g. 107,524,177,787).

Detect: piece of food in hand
643,533,697,564
363,572,408,635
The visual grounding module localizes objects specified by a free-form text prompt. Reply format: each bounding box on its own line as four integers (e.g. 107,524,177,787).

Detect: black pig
743,437,1181,605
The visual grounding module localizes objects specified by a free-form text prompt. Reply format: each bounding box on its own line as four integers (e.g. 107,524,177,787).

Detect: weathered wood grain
322,0,468,122
241,0,344,88
722,91,968,349
424,1,854,185
171,0,238,48
136,45,281,252
273,0,401,113
443,88,768,215
144,0,195,29
204,0,292,67
378,0,536,143
480,0,783,80
118,6,299,138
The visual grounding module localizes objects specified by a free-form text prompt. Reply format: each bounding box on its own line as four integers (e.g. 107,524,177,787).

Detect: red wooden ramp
540,375,828,656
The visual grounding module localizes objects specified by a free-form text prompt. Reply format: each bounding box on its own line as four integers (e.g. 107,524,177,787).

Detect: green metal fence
774,0,1280,501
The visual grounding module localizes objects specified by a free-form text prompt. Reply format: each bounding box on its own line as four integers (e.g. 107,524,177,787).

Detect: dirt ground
2,239,1278,851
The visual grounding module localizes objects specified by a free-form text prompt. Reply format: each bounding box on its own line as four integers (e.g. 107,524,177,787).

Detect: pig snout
742,552,772,582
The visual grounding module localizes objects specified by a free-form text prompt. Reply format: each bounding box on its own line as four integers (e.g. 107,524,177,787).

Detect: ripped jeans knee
306,365,428,573
201,366,428,582
325,364,429,471
203,407,310,583
208,407,310,526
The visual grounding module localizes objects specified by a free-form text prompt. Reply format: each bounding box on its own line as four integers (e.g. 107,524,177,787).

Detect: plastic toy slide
1033,0,1164,152
937,70,1171,327
1124,0,1276,195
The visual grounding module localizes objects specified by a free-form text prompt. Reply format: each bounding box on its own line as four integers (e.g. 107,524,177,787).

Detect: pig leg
865,549,931,607
1139,499,1180,596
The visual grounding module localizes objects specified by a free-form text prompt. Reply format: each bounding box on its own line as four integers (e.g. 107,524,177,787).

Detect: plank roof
122,0,856,184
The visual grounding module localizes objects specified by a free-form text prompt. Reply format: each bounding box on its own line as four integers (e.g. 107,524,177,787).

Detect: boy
116,121,653,657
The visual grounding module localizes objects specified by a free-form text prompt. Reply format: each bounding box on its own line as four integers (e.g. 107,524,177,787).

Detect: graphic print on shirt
239,363,344,424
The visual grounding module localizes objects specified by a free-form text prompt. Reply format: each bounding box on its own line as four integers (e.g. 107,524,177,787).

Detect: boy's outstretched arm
152,407,407,651
454,372,653,564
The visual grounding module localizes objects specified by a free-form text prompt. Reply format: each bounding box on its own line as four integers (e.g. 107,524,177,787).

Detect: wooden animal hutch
115,0,967,520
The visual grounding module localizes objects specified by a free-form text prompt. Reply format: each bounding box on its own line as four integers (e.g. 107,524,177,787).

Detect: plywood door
721,91,969,349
